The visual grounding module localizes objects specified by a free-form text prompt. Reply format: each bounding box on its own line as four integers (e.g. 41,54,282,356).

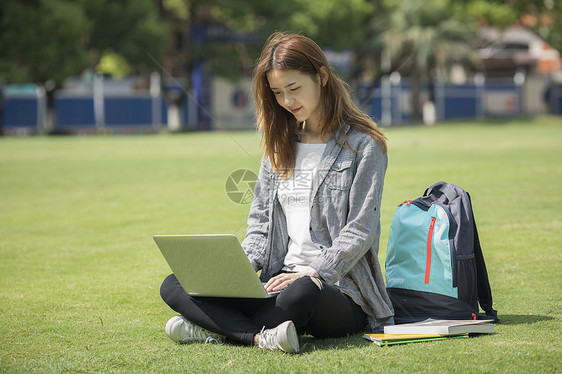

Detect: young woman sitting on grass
160,32,394,353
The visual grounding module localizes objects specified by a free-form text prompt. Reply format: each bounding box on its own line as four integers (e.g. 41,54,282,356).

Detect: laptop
154,234,278,298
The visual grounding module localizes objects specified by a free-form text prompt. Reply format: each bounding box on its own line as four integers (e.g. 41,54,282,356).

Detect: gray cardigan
242,125,394,331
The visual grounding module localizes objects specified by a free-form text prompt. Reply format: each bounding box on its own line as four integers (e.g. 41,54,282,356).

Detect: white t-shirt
278,142,327,272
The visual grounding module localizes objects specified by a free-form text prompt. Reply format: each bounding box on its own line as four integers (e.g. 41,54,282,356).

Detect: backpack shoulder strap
469,193,499,322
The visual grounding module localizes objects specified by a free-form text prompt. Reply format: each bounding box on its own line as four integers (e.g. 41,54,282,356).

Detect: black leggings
160,274,367,345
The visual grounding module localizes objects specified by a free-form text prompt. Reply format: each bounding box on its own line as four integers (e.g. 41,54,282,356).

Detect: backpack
385,181,499,324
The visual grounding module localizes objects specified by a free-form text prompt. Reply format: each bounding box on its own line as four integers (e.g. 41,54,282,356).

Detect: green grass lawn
0,116,560,373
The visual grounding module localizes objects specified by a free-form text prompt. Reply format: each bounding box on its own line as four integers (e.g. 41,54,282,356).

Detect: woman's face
266,69,324,128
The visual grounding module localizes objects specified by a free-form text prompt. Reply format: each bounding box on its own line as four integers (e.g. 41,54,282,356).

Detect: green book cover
363,333,469,346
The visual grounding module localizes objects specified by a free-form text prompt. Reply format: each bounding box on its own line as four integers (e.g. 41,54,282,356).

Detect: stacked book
363,319,495,346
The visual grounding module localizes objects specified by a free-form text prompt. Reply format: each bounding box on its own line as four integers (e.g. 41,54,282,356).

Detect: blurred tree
0,0,167,132
472,0,561,53
81,0,167,76
0,0,90,132
364,0,480,122
96,53,133,79
155,0,373,130
463,0,518,28
0,0,91,84
156,0,263,131
275,0,374,51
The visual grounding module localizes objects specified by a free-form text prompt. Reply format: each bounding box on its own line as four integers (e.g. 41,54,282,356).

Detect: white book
384,319,495,335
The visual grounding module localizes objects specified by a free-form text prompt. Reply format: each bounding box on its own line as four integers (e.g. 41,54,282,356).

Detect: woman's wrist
303,266,320,278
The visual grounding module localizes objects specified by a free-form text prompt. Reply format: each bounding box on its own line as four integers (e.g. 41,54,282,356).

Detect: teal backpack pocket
385,202,456,298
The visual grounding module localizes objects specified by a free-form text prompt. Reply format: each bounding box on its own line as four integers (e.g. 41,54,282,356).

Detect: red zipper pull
425,217,437,284
399,200,413,206
472,313,477,320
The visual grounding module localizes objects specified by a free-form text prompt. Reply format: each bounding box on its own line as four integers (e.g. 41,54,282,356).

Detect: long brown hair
253,32,387,177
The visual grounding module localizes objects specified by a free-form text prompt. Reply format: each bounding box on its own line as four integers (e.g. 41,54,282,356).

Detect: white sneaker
258,320,300,353
165,315,224,344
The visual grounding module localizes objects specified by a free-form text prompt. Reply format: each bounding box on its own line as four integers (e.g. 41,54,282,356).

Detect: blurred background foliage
0,0,559,89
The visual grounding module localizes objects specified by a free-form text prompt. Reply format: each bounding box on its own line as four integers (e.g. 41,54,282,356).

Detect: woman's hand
264,267,320,292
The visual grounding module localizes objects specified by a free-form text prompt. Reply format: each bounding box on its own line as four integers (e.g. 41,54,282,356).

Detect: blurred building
478,26,562,78
476,26,562,116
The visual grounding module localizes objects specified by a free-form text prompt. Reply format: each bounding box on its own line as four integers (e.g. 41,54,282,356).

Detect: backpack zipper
425,217,437,284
